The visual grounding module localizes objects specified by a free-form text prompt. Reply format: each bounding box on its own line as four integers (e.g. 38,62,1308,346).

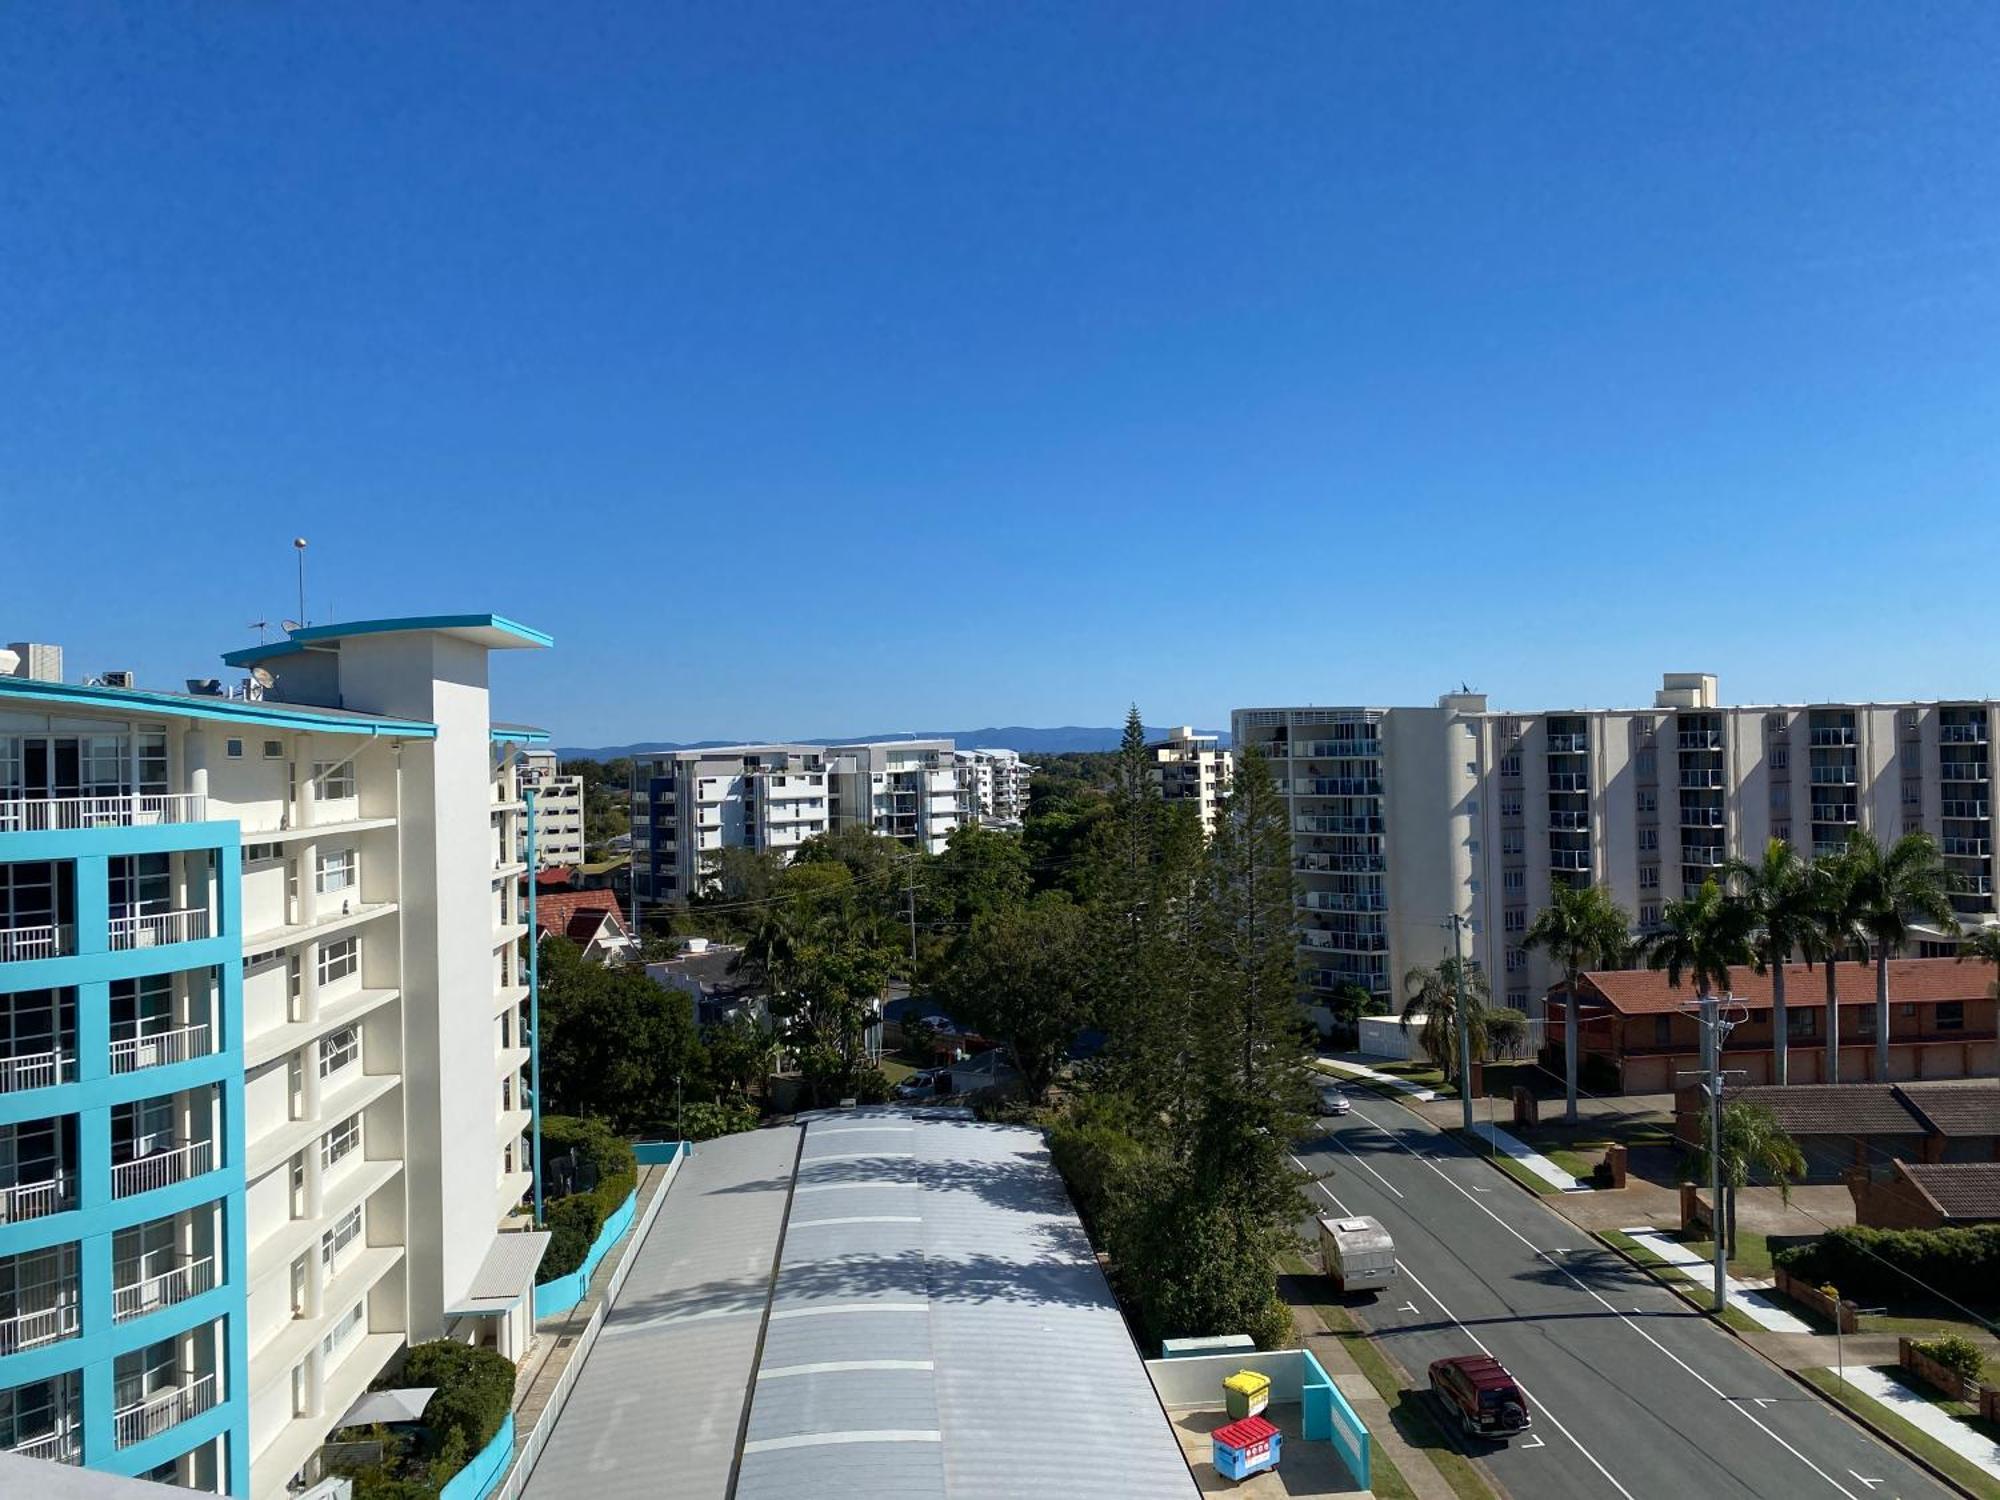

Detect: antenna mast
293,538,309,627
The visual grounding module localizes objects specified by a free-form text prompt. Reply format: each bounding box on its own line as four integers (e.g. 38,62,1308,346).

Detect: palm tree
1703,1099,1806,1256
1803,846,1869,1083
1847,830,1960,1079
1523,883,1633,1125
1400,956,1514,1085
1955,924,2000,999
1725,839,1814,1086
1642,877,1756,1003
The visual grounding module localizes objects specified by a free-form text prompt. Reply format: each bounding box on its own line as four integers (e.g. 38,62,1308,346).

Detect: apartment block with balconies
1,613,552,1496
1240,674,2000,1039
1147,727,1233,835
516,750,584,869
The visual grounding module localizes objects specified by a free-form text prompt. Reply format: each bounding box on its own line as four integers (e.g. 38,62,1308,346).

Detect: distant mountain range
556,725,1232,760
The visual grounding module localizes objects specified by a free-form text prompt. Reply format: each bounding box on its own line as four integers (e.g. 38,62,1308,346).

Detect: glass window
262,740,284,760
315,850,357,894
317,938,359,987
1937,1002,1964,1031
225,739,243,759
319,1114,361,1172
1654,1017,1672,1046
318,1026,360,1079
314,762,356,800
321,1205,362,1268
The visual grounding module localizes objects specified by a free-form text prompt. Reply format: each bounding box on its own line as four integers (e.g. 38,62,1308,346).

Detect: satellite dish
251,666,276,689
186,678,223,696
281,619,301,634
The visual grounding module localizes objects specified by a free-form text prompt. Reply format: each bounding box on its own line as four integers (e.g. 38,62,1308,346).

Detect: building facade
517,751,584,869
631,740,962,909
1147,727,1232,834
953,748,1031,827
1236,674,2000,1026
0,614,551,1495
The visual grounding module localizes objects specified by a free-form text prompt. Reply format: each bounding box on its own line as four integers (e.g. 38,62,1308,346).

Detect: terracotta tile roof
1576,957,1984,1016
535,867,576,888
1899,1081,2000,1136
1725,1080,2000,1138
533,888,628,942
1900,1162,2000,1222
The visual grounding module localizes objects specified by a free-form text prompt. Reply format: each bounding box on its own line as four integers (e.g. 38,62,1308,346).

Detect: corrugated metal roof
734,1108,1196,1500
449,1230,550,1315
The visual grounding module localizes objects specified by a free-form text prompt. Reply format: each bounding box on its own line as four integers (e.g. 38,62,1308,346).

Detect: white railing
7,1427,80,1463
0,1298,79,1354
113,1256,215,1322
114,1373,217,1448
108,907,211,950
0,793,206,833
0,924,69,963
111,1140,213,1199
0,1174,72,1223
0,1046,71,1093
108,1022,212,1074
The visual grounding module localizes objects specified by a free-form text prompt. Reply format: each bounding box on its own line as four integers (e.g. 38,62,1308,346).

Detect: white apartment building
517,750,584,868
1148,727,1232,834
631,739,962,907
0,614,551,1496
954,748,1031,827
1236,674,2000,1028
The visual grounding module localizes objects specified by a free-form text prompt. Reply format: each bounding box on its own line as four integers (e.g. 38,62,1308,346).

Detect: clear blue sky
6,5,1998,746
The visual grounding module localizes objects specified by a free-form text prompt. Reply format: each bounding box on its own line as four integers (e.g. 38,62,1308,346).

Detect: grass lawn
1513,1119,1674,1182
878,1058,917,1084
1594,1231,1765,1334
1799,1367,2000,1500
1860,1307,2000,1355
1447,1131,1563,1195
1680,1230,1774,1280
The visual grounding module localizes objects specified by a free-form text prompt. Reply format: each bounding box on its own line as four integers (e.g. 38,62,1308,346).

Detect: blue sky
5,4,1997,746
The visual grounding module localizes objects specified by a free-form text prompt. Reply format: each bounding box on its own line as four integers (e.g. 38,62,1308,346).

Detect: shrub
1913,1333,1985,1384
537,1168,638,1283
399,1340,514,1471
540,1115,635,1196
680,1099,759,1141
1772,1224,2000,1307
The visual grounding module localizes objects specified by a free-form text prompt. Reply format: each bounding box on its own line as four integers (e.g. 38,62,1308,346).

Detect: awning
338,1387,436,1427
449,1229,552,1316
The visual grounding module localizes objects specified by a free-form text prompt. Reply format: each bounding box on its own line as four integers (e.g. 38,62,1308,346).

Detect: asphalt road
1292,1091,1951,1500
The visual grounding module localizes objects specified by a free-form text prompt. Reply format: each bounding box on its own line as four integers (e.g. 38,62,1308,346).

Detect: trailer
1318,1214,1396,1294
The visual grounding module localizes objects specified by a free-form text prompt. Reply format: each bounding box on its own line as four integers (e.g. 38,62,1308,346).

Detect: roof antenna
247,620,269,643
293,538,309,627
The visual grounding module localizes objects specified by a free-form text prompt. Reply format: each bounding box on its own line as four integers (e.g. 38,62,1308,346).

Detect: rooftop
221,612,552,667
1575,958,1988,1016
0,671,439,738
1898,1161,2000,1222
1721,1080,2000,1138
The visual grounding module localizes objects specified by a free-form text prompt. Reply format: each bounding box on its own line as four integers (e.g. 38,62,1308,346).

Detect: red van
1428,1354,1532,1439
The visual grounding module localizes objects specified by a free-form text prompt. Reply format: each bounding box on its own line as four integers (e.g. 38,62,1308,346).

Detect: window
245,843,281,864
1788,1008,1817,1036
226,739,244,759
315,850,357,894
291,1361,309,1418
322,1301,365,1361
1500,792,1523,817
1499,754,1521,778
288,1153,307,1219
289,1256,308,1318
1639,865,1660,889
1636,790,1657,814
262,740,284,760
1653,1017,1672,1046
315,761,357,800
1639,903,1660,927
1505,946,1526,973
1937,1001,1965,1032
318,1025,360,1079
1635,749,1656,776
1771,745,1789,771
1503,907,1525,933
318,938,359,987
320,1114,361,1171
1638,827,1659,852
1502,869,1525,893
1501,830,1524,856
1773,822,1791,844
321,1205,362,1270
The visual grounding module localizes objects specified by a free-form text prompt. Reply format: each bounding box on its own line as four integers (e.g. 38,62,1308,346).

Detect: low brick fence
1773,1267,1858,1333
1897,1336,1996,1412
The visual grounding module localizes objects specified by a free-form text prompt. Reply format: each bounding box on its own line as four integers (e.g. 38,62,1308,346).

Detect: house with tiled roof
1850,1160,2000,1229
1671,1078,2000,1179
1550,957,1998,1094
532,887,635,964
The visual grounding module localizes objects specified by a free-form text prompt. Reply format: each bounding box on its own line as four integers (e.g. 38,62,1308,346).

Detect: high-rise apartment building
630,739,961,908
1237,674,2000,1027
954,748,1031,826
518,751,584,869
0,615,551,1495
1147,727,1232,834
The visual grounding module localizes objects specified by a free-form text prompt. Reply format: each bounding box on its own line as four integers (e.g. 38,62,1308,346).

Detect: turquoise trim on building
491,724,551,745
439,1410,516,1500
629,1141,690,1166
223,614,552,667
530,1189,637,1320
0,676,435,739
0,821,251,1494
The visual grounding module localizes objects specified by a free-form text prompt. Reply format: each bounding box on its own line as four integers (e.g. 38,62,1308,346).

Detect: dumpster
1213,1414,1282,1480
1223,1369,1270,1420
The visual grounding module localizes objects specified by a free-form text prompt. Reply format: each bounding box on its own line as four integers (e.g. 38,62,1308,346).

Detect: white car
1316,1086,1352,1117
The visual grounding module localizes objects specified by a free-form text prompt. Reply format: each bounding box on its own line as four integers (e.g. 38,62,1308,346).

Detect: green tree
777,932,897,1107
1803,843,1870,1081
1955,924,2000,1000
946,896,1090,1102
1641,877,1755,1003
1399,956,1523,1083
537,937,705,1133
1701,1100,1805,1255
1726,838,1815,1086
1327,981,1374,1042
1846,830,1960,1079
929,821,1031,927
701,1012,776,1101
1523,882,1632,1124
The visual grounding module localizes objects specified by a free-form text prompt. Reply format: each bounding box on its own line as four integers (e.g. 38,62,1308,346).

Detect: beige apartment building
1148,727,1233,834
1236,674,1998,1027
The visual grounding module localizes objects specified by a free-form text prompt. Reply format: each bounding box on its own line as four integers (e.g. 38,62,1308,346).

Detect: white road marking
1397,1301,1421,1316
1326,1127,1406,1198
1352,1110,1868,1500
1519,1434,1547,1450
1847,1472,1882,1489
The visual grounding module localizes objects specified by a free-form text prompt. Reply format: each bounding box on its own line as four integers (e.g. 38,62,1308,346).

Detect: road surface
1293,1091,1950,1500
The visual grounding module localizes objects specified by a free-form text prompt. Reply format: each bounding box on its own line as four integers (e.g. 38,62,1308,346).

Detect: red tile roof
535,867,576,888
533,889,628,943
1723,1080,2000,1138
1900,1161,2000,1221
1575,957,1986,1016
1212,1414,1279,1451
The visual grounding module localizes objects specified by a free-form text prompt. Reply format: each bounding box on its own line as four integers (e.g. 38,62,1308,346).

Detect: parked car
1318,1215,1396,1294
1428,1355,1531,1439
895,1068,947,1100
1316,1084,1351,1116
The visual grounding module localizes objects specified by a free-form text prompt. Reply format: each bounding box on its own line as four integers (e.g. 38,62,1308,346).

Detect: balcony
1677,731,1723,750
0,1298,79,1355
1681,846,1726,868
108,907,211,950
111,1140,214,1199
1809,727,1856,746
1678,771,1725,790
113,1256,216,1323
1943,837,1994,858
1680,806,1725,827
1549,811,1589,831
1941,723,1989,744
7,1428,80,1464
1549,849,1591,871
0,1174,74,1224
109,1022,213,1074
0,793,207,834
1808,765,1858,786
1294,815,1384,836
114,1373,217,1448
1941,761,1991,784
0,923,71,963
1548,773,1590,793
1943,800,1992,820
1547,733,1589,754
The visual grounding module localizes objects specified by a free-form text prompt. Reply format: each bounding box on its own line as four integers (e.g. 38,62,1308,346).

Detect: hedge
1772,1224,2000,1307
350,1341,515,1499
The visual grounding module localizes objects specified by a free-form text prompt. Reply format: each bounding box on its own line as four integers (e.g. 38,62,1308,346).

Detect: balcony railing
0,793,206,833
1941,723,1989,744
1943,838,1994,858
1809,727,1856,746
0,1298,79,1354
0,1174,73,1224
0,924,70,963
108,907,211,950
114,1373,217,1448
1680,806,1725,827
1807,766,1857,786
1943,800,1992,820
7,1428,80,1464
1549,850,1591,871
1941,761,1991,783
113,1256,216,1323
1677,731,1724,749
1679,771,1725,789
111,1140,214,1199
1681,846,1726,868
1547,733,1589,753
0,1046,72,1093
1549,811,1589,831
1548,773,1590,793
108,1022,213,1074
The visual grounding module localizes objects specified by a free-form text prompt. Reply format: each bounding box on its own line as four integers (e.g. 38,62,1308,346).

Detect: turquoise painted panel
1307,1347,1370,1489
439,1411,516,1500
531,1189,638,1320
630,1140,689,1165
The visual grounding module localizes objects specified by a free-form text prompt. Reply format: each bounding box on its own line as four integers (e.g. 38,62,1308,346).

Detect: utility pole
1679,994,1744,1314
526,783,544,1229
1447,912,1474,1132
292,537,309,626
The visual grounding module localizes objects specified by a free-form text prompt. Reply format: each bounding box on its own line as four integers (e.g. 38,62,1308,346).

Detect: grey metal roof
734,1108,1196,1500
449,1230,550,1315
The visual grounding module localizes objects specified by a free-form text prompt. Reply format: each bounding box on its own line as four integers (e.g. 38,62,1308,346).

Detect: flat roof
222,612,551,666
492,721,552,744
0,674,438,738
